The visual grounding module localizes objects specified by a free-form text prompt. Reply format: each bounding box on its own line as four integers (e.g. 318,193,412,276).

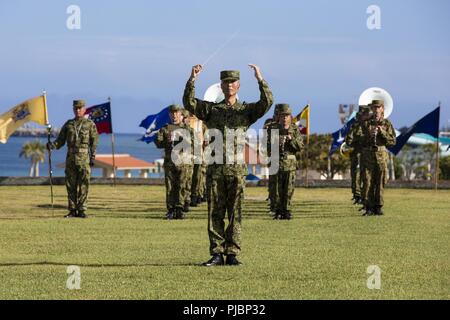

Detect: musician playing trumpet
359,100,396,216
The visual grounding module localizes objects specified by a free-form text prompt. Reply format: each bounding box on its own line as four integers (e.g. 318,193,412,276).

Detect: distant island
12,124,60,138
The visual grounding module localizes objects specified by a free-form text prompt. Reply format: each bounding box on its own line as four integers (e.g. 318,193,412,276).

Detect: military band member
155,104,193,220
47,100,98,218
272,104,303,220
359,100,396,216
183,64,273,266
345,106,370,205
181,109,194,213
264,104,282,216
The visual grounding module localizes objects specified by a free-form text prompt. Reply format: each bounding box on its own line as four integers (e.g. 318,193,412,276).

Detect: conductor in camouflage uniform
359,100,396,216
47,100,98,218
155,104,193,220
264,104,282,215
272,104,303,220
183,64,273,266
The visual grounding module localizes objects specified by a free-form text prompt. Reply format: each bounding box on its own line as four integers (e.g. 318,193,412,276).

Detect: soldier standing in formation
271,104,303,220
263,104,281,216
183,64,273,266
47,100,98,218
181,109,194,213
347,100,396,216
155,104,193,220
190,117,207,207
345,106,370,205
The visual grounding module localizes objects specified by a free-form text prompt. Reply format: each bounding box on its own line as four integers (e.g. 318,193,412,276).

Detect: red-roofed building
94,154,159,178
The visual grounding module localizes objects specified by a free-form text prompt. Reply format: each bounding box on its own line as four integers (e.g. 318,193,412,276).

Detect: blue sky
0,0,449,133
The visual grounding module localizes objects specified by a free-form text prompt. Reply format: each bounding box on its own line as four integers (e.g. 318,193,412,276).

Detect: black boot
78,211,87,218
353,196,361,205
202,254,224,266
166,209,175,220
363,207,374,216
175,208,185,220
64,210,77,218
374,206,384,216
273,210,282,220
225,254,242,266
190,196,198,207
282,211,292,220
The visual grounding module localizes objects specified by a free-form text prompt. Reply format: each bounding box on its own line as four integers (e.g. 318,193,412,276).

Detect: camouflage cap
369,100,384,107
220,70,240,82
73,100,86,108
358,105,370,113
168,104,182,112
276,103,292,115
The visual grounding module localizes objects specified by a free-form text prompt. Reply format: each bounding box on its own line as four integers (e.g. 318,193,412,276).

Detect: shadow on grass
36,204,67,209
0,261,202,268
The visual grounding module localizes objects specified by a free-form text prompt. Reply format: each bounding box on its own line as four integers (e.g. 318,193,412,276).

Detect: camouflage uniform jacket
53,118,98,165
277,123,304,171
155,122,194,166
183,79,273,176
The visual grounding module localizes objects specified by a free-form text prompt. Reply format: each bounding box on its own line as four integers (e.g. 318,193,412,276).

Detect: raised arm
182,64,213,121
244,64,274,125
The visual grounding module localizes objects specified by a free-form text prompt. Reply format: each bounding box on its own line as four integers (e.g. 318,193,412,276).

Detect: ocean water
0,134,162,177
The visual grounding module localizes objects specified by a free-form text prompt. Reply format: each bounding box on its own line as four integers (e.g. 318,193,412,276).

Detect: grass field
0,185,449,300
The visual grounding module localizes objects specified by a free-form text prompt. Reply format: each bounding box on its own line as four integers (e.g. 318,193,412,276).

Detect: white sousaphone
340,87,394,158
203,83,238,103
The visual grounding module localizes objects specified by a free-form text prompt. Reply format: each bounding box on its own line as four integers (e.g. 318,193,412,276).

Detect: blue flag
388,107,440,155
139,107,171,143
329,118,356,156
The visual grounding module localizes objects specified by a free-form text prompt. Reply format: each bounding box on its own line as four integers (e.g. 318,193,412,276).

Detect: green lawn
0,185,449,300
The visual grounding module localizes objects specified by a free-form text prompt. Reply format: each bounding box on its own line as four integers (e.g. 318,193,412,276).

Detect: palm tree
19,140,46,177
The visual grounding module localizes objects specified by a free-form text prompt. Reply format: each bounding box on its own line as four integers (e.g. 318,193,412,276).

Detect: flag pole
43,90,54,212
305,103,310,187
434,102,441,191
108,97,117,187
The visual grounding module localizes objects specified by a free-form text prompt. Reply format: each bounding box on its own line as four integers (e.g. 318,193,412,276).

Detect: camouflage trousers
208,174,244,256
275,170,296,212
361,149,388,208
65,161,91,213
181,165,193,205
191,164,205,198
350,152,361,198
164,163,189,210
268,174,278,211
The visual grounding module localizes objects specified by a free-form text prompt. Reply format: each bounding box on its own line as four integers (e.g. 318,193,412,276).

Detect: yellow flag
0,95,48,144
294,104,310,143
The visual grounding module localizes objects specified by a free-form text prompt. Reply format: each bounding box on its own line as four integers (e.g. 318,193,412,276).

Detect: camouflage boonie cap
168,104,182,112
274,104,284,114
220,70,240,82
369,100,384,107
276,103,292,115
73,100,85,108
